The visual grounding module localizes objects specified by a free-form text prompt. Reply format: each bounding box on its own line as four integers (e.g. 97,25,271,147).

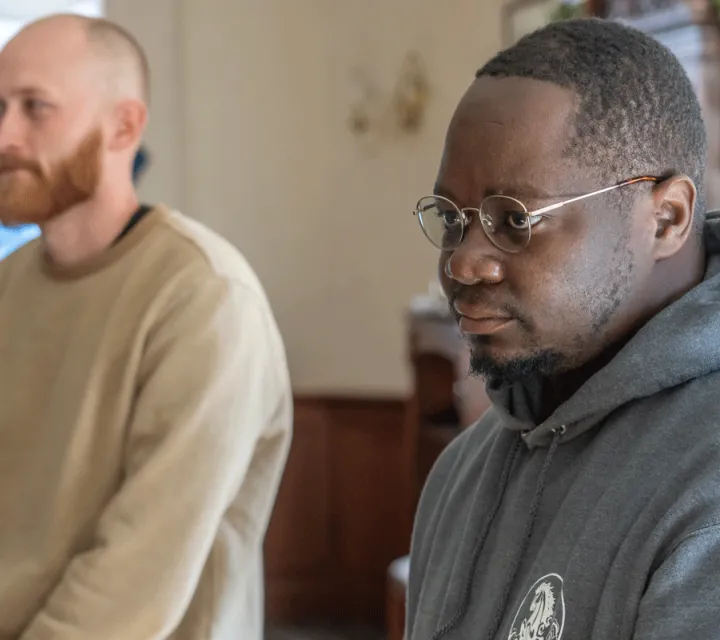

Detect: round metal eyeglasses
413,176,659,253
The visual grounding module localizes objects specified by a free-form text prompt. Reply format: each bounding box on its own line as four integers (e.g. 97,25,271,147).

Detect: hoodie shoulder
410,411,507,573
407,412,515,638
419,411,503,512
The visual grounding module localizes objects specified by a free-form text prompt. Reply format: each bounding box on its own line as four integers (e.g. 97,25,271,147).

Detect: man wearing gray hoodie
408,17,720,640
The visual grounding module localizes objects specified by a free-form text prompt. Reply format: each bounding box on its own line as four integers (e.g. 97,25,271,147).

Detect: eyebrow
433,181,556,204
496,181,555,200
18,86,53,97
433,184,458,201
0,86,56,101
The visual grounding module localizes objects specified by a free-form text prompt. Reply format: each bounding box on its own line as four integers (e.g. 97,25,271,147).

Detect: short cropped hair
85,17,150,104
477,18,707,220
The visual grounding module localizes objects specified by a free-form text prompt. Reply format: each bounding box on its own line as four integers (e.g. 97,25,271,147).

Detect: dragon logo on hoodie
508,573,565,640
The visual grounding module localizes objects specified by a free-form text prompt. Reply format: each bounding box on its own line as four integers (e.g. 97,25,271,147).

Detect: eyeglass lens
417,195,531,253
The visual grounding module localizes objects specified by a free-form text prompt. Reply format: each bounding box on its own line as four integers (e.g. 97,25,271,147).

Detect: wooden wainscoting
264,395,414,626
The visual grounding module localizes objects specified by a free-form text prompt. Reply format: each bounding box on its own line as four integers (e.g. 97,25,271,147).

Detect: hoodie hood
487,210,720,449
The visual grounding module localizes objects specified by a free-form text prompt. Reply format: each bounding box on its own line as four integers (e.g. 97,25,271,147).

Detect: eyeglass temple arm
528,177,658,217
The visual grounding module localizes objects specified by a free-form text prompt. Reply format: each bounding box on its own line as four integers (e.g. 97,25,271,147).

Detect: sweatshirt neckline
39,204,168,281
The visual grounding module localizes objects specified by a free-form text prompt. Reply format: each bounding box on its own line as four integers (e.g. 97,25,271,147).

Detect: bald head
0,14,149,226
8,14,150,104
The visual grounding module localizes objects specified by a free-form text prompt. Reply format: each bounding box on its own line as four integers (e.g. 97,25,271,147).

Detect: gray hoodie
407,211,720,640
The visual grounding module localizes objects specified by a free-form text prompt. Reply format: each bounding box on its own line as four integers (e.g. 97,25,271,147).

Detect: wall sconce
392,52,431,134
347,51,431,140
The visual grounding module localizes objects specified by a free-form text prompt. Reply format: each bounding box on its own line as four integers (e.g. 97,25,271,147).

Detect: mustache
447,284,528,325
0,155,41,174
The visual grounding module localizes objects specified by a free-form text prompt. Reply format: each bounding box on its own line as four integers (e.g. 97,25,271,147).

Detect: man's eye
439,209,462,227
503,210,530,230
25,99,49,113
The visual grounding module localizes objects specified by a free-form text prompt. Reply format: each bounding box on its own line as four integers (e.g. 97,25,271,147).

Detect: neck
40,185,139,268
539,342,625,422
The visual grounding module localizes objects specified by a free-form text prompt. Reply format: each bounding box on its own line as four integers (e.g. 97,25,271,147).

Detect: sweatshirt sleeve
19,275,293,640
633,523,720,639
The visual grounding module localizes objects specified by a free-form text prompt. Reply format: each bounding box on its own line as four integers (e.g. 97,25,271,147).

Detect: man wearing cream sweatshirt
0,14,292,640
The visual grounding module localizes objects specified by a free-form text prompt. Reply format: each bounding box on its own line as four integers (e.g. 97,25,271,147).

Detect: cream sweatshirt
0,206,293,640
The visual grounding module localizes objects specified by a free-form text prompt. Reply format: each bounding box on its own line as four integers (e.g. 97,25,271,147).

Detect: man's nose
444,223,505,285
0,107,27,155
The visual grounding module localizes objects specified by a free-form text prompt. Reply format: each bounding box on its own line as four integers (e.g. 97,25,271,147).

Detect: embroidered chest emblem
508,573,565,640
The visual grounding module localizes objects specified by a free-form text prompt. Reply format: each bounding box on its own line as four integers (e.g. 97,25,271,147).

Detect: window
0,1,103,41
0,0,103,261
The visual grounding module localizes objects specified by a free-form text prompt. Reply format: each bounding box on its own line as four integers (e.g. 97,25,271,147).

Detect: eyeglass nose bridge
477,209,495,229
460,206,498,244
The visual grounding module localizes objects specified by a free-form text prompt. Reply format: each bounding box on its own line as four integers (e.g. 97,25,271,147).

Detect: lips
452,300,514,335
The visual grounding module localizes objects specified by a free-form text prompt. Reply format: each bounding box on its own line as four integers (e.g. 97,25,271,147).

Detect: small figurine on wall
550,0,590,20
504,0,591,45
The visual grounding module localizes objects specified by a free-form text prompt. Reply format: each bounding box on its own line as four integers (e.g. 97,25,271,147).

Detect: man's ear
106,99,148,152
651,175,697,261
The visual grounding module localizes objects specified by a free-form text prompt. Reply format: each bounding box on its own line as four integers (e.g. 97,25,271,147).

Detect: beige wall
106,0,504,396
